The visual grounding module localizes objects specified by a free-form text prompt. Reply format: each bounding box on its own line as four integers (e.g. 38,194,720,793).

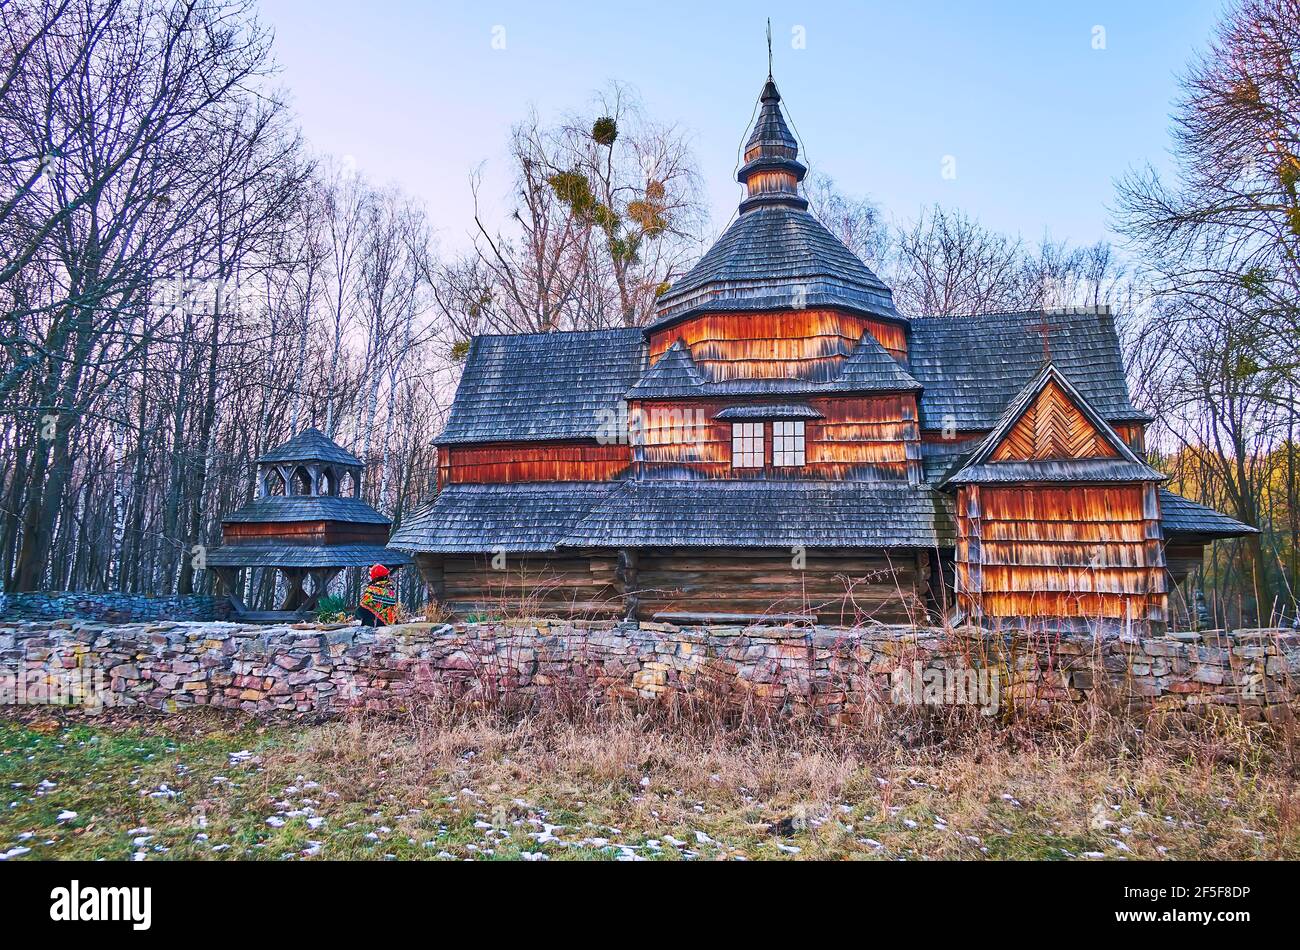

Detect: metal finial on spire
766,18,773,79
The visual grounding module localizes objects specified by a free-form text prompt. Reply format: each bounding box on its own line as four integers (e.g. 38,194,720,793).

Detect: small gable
990,379,1120,462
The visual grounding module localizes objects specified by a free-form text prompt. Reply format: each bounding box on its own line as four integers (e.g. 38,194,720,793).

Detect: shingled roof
388,482,619,553
650,205,901,329
651,80,898,329
1159,490,1258,537
942,363,1164,487
833,333,922,392
625,331,920,400
437,328,646,445
562,481,954,549
624,340,704,399
221,496,391,525
714,403,823,420
258,427,362,466
910,308,1148,431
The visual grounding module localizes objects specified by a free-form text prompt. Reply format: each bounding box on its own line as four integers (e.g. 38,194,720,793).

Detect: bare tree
437,84,706,339
318,158,370,435
1117,0,1300,622
2,0,288,590
803,171,889,270
889,205,1036,316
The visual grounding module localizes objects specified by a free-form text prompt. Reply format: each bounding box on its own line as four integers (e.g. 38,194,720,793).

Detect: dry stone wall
1,617,1296,722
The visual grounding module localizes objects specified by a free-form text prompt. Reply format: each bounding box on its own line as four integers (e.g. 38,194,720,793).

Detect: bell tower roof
257,427,363,467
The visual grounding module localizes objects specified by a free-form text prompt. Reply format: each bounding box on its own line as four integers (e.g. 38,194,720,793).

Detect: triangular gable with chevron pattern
989,378,1120,461
944,364,1148,485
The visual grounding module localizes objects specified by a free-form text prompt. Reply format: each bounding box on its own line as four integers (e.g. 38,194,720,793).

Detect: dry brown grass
241,689,1300,860
2,691,1296,860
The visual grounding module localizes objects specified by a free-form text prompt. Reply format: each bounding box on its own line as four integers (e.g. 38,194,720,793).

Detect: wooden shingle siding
629,394,921,481
1112,422,1146,454
441,442,630,484
647,310,908,380
808,395,922,482
223,520,391,546
957,484,1166,625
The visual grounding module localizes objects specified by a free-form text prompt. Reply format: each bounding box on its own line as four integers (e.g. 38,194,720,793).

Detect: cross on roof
1030,311,1054,363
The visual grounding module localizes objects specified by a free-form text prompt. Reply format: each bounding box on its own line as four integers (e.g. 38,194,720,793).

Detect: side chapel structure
390,75,1254,630
207,428,409,618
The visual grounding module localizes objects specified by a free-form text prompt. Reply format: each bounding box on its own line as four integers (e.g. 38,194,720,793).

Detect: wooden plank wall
416,548,928,624
630,394,921,481
1112,422,1147,455
416,551,622,618
440,441,630,485
956,484,1167,625
634,548,927,625
647,310,908,379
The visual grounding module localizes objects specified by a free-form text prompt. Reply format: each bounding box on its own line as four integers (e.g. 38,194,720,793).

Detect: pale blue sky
258,0,1225,254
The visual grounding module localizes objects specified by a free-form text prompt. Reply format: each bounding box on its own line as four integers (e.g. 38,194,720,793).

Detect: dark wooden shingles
561,481,953,549
910,309,1148,431
1158,489,1258,536
222,496,391,525
437,328,646,445
651,205,900,326
206,543,409,567
387,482,619,553
257,427,362,466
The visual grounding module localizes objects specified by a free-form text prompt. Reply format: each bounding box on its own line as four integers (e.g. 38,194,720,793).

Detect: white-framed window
773,420,806,467
731,422,764,468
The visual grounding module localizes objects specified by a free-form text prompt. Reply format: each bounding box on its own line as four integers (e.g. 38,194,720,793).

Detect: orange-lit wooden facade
646,309,909,377
628,394,922,482
439,441,629,486
956,484,1166,625
947,368,1169,628
222,519,391,546
988,380,1120,462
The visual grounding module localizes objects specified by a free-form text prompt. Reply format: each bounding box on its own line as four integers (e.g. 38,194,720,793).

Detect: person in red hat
357,563,399,627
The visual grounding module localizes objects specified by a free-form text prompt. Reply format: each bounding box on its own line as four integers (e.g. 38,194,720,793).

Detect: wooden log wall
633,547,928,625
416,548,928,624
223,520,390,546
439,441,630,486
647,309,908,379
416,551,622,618
630,394,921,481
956,484,1167,625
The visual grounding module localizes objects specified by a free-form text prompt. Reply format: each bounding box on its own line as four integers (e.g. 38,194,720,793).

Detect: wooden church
389,76,1253,630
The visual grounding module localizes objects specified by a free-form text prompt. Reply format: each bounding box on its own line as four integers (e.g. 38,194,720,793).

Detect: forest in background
0,0,1296,623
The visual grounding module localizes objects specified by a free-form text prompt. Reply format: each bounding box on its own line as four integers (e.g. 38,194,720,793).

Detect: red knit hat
369,564,389,581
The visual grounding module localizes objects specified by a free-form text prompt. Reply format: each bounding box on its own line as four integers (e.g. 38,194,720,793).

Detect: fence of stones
2,617,1297,723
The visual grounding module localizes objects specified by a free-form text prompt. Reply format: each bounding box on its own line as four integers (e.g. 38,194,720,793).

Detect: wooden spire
737,71,808,213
